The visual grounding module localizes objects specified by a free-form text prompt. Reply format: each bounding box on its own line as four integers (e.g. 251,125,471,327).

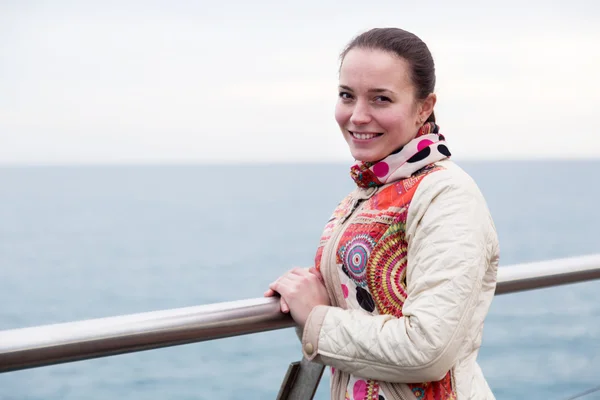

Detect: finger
280,297,289,313
268,280,280,291
281,274,305,287
269,276,291,294
268,270,297,290
264,288,276,297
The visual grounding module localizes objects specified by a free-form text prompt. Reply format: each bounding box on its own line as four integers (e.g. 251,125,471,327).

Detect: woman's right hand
264,267,325,315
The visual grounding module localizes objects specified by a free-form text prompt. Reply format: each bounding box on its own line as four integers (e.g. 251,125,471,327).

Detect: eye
374,96,392,103
338,91,354,100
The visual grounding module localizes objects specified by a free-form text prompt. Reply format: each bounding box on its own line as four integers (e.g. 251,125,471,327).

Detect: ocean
0,161,599,400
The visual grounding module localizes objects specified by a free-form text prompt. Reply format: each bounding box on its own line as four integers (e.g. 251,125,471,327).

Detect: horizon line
1,157,599,168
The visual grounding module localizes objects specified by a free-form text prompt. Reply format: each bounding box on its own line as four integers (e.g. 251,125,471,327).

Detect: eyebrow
339,85,393,94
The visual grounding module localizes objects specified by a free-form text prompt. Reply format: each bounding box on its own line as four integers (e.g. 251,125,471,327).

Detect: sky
1,0,599,165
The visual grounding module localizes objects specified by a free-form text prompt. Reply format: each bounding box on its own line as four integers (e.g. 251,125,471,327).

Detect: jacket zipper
383,382,411,400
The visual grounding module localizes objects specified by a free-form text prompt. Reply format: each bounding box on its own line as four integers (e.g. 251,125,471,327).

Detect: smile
350,131,383,140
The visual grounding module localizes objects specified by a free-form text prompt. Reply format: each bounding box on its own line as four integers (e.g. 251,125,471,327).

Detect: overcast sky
1,1,599,165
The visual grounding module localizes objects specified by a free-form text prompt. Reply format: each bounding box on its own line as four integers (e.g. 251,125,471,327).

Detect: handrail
0,298,294,373
1,254,600,373
495,254,600,294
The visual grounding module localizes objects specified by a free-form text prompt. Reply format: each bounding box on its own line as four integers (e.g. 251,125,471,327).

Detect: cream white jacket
301,160,499,399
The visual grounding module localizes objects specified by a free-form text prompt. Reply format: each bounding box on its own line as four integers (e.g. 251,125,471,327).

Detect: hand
264,267,330,328
264,267,325,313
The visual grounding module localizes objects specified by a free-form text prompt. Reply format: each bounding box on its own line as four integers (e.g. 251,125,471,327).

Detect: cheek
334,102,349,127
379,107,412,131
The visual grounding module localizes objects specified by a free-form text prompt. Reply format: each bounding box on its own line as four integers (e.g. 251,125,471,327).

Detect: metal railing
1,254,600,397
494,254,600,294
0,297,294,373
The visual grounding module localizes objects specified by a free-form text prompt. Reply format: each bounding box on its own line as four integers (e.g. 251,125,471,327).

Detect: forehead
339,48,413,92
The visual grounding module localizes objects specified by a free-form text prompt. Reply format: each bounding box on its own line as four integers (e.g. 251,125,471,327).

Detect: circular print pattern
354,380,367,399
372,162,389,177
406,147,431,163
438,144,451,157
356,286,375,313
367,223,409,317
340,234,376,287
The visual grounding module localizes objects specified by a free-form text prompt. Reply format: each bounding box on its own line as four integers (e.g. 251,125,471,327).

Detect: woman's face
335,48,431,163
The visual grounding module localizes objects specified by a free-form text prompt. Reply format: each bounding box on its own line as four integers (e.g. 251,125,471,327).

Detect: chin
349,149,384,163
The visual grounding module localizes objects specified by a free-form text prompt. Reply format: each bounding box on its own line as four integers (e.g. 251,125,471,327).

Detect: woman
265,28,499,400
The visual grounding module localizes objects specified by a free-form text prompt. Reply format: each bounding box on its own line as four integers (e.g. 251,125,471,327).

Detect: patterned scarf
350,122,450,188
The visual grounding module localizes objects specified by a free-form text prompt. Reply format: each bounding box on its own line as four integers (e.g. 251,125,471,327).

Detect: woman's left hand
265,267,331,329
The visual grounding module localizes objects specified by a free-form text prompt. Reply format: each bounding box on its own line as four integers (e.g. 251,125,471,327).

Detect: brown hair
340,28,436,123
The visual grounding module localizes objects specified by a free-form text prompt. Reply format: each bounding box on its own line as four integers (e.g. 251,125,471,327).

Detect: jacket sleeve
300,169,498,383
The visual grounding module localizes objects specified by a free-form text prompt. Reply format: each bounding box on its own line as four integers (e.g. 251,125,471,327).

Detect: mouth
349,131,383,141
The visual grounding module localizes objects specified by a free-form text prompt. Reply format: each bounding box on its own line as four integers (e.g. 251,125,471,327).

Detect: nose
349,101,372,126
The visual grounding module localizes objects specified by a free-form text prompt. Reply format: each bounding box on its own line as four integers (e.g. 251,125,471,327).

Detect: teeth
351,132,379,140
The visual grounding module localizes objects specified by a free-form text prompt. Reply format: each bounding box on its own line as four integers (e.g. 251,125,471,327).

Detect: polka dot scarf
350,122,451,188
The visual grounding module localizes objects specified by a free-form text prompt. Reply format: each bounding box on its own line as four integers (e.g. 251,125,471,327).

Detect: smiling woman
266,28,499,400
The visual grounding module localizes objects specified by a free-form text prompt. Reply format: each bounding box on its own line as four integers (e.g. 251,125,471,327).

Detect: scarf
350,122,450,188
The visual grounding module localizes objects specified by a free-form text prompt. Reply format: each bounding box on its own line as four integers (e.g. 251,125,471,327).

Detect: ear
418,93,437,122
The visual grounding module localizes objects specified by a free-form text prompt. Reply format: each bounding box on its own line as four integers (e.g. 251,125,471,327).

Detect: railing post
277,358,325,400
